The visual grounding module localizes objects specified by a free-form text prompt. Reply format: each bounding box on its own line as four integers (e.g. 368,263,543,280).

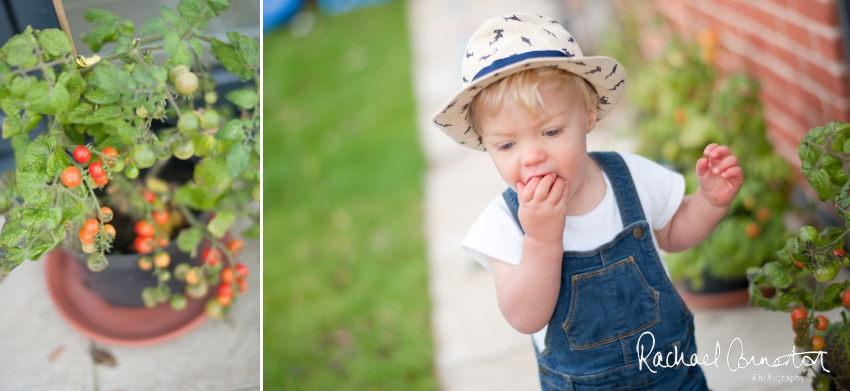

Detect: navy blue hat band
471,50,571,82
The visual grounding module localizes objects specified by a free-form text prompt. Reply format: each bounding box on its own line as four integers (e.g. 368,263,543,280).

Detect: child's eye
544,129,561,137
498,142,514,150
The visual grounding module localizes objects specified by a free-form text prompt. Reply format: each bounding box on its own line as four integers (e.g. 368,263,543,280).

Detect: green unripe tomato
131,144,156,169
136,106,148,118
202,109,220,130
112,158,125,172
174,263,191,280
154,286,170,303
125,164,139,179
123,63,135,73
159,270,171,282
813,375,830,391
797,226,817,247
204,92,217,105
151,106,164,119
814,261,840,283
172,140,195,160
170,294,187,311
141,287,157,308
186,281,209,299
87,253,108,272
169,65,189,83
205,299,224,319
175,72,199,95
177,113,201,136
155,144,172,160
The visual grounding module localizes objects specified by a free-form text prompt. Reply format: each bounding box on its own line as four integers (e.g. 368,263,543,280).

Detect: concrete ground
0,216,260,391
409,0,824,390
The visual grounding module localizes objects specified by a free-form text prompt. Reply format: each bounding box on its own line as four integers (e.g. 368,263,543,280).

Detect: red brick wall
653,0,846,169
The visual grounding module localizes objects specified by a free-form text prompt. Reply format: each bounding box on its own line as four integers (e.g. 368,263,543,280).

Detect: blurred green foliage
262,2,436,389
602,9,796,289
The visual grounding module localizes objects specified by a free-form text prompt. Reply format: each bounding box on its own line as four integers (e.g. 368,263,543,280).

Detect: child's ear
586,104,599,133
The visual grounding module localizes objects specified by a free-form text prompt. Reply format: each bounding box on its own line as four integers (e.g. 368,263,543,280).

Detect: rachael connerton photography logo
636,331,829,374
751,374,806,384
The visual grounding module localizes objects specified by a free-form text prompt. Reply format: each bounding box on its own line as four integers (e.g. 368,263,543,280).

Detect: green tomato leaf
189,37,203,57
177,0,211,30
84,88,120,105
762,261,793,289
58,70,86,96
68,104,121,125
809,168,831,201
163,31,180,58
215,119,243,140
174,182,223,210
0,27,38,68
226,144,250,179
21,206,62,230
173,45,192,68
37,29,72,59
11,133,30,168
162,6,188,32
2,115,23,139
211,33,259,82
194,157,231,192
113,120,141,144
207,210,234,239
46,148,71,177
225,89,258,110
61,203,84,223
25,81,70,115
176,226,203,253
140,17,168,36
90,64,130,98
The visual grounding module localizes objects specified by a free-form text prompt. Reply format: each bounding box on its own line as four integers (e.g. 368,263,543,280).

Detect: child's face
477,81,598,196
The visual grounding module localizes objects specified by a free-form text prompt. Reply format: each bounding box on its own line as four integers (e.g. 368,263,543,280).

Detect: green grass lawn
262,1,436,389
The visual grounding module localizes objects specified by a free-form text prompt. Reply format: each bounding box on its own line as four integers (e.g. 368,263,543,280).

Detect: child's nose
520,147,547,166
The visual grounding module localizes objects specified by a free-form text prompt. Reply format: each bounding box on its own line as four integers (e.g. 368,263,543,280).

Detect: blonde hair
469,67,598,135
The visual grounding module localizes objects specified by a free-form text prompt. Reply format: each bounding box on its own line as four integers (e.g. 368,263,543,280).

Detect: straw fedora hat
431,12,626,151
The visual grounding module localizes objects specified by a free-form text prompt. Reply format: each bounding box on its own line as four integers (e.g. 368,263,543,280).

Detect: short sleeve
620,152,685,231
461,196,525,271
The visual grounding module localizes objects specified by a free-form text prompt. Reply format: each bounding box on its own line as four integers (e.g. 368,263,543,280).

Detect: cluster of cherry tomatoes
78,206,115,252
61,146,120,189
791,291,850,352
203,240,248,319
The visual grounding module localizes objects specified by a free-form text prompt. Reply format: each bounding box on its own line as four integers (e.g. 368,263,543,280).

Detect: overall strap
589,151,645,227
502,187,524,234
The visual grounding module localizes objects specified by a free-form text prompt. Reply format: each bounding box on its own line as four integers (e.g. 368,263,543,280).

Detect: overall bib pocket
563,256,660,350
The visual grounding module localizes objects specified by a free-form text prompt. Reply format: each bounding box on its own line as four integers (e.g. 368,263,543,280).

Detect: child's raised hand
696,143,744,207
516,173,569,244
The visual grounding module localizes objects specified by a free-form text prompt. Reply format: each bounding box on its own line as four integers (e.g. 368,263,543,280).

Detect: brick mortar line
730,0,841,39
658,6,850,110
686,0,846,77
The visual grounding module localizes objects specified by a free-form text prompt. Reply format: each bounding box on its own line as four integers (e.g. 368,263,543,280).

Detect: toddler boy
432,13,742,390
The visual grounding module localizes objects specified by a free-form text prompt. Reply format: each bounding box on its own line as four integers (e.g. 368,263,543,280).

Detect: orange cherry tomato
217,294,232,307
135,220,155,237
141,190,156,203
228,239,245,255
154,252,171,268
153,209,170,225
103,224,116,240
101,147,118,166
134,236,155,254
83,218,100,236
61,166,82,188
79,227,95,244
156,234,169,248
791,308,807,325
235,278,247,294
811,335,825,351
100,206,113,222
221,267,234,283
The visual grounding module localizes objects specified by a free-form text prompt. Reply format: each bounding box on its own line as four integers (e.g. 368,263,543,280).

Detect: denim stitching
563,256,661,350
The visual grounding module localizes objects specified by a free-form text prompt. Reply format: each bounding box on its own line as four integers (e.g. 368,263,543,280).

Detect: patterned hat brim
432,55,625,151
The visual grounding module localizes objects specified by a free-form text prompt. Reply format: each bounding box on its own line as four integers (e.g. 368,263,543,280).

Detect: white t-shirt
461,151,685,351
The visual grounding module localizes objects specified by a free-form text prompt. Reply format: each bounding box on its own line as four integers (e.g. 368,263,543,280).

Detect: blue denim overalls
502,152,709,391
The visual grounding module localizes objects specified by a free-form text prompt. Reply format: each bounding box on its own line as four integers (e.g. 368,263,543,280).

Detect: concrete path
0,216,260,391
409,1,826,390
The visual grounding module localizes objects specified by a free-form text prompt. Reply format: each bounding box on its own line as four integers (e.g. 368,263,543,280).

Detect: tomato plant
0,0,258,321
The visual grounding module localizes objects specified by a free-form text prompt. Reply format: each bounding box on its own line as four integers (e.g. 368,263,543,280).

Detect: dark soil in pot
684,270,749,294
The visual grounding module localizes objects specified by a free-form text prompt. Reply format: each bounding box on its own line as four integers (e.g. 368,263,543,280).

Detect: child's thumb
517,181,524,195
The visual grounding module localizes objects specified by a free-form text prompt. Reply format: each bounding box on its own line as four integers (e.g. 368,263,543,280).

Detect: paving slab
0,216,261,391
409,0,822,390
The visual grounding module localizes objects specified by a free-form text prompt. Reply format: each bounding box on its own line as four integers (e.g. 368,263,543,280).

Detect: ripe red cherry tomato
218,283,233,298
93,175,108,187
135,220,155,237
83,218,100,236
152,209,170,225
834,249,845,256
141,190,156,203
61,166,82,188
202,248,221,266
79,228,95,244
791,308,807,325
88,161,105,179
235,263,248,278
843,290,850,308
73,146,91,163
134,236,155,253
815,315,829,331
235,278,247,294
